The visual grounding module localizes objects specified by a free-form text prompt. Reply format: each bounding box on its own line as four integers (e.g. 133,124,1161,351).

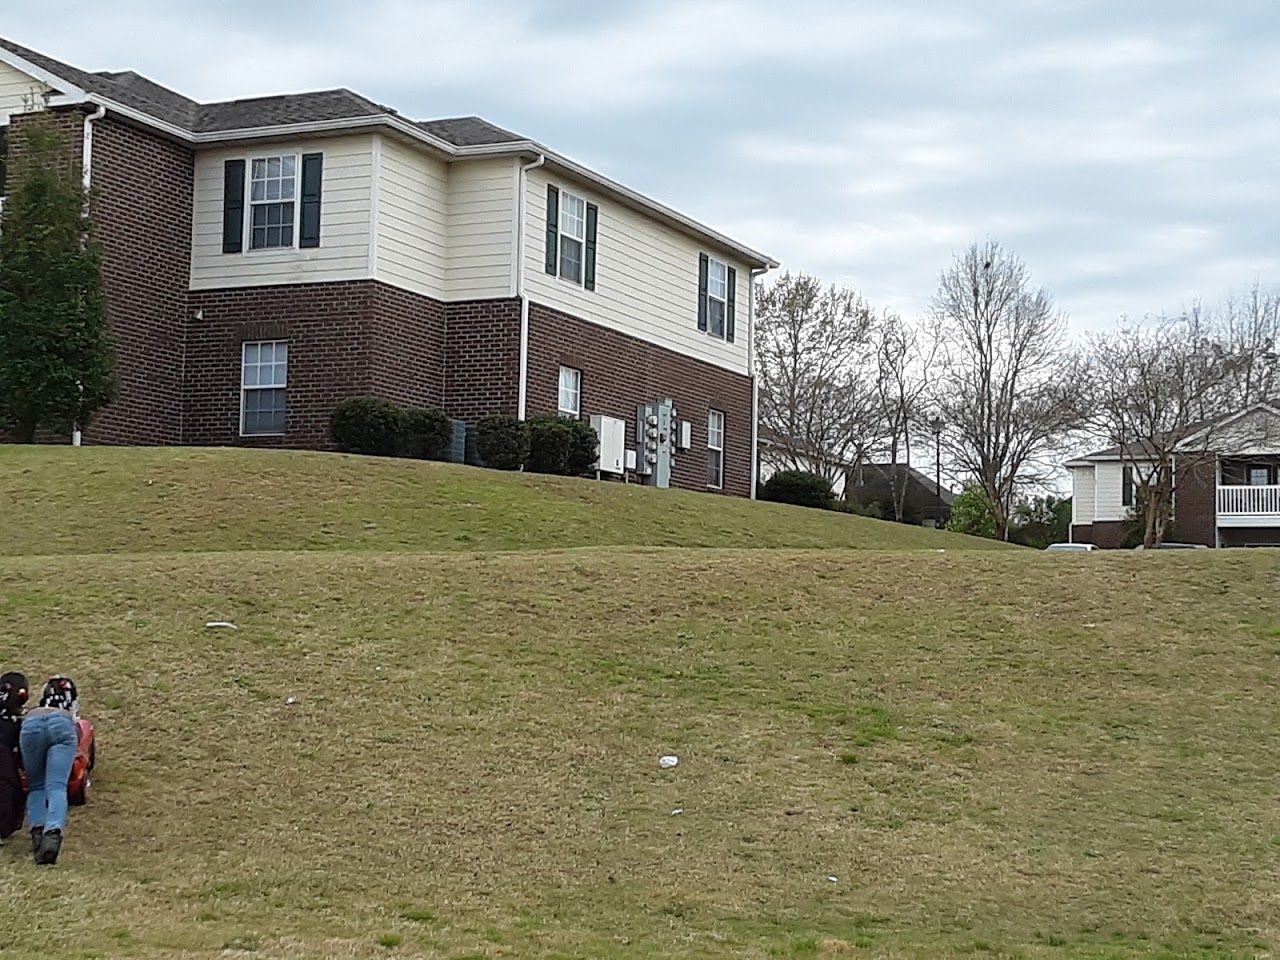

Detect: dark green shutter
222,159,245,253
1122,466,1134,507
299,153,323,248
545,184,559,275
697,254,709,331
726,266,737,342
584,203,598,291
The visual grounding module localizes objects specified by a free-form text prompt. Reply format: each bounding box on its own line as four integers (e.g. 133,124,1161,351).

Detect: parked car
1132,542,1209,550
1045,542,1096,552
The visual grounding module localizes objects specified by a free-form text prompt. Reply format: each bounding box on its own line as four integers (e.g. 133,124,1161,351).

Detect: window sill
240,432,286,439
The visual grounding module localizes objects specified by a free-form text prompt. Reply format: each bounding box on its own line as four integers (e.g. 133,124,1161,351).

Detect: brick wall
1070,522,1127,549
86,115,193,444
370,284,447,408
444,298,521,420
526,301,754,497
1173,456,1217,547
186,282,376,448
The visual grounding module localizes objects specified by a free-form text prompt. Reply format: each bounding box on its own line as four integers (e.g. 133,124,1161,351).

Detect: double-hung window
250,156,296,250
1248,465,1274,486
558,366,582,418
559,191,587,284
706,258,728,338
241,341,288,436
707,410,725,489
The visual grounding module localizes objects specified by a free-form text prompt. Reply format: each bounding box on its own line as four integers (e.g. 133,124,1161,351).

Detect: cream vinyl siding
190,135,374,290
375,135,448,300
1092,459,1155,521
446,157,516,301
1071,466,1096,524
524,168,751,375
0,62,48,123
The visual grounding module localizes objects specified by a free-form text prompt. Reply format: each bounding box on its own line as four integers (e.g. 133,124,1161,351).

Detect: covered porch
1217,456,1280,536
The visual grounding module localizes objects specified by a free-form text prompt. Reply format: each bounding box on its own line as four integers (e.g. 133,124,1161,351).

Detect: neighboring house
756,430,852,498
0,38,776,497
845,463,954,527
1065,400,1280,547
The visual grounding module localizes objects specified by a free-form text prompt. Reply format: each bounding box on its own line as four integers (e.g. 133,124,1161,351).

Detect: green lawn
1,449,1277,959
0,446,1006,556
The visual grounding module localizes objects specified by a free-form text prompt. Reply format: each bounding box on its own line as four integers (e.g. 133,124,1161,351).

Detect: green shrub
759,470,834,509
398,406,452,460
330,397,403,457
476,416,528,471
525,414,599,476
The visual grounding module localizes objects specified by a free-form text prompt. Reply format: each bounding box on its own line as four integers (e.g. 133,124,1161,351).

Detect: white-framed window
241,341,288,436
707,257,728,338
249,155,297,250
1249,465,1273,486
707,409,725,489
559,191,586,284
558,365,582,418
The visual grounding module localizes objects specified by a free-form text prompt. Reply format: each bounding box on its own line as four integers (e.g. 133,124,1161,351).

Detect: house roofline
0,42,777,271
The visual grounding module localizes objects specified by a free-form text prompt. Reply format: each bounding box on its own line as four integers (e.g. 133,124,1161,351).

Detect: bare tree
874,312,938,521
930,241,1084,540
1087,309,1277,547
755,273,878,486
1216,282,1280,407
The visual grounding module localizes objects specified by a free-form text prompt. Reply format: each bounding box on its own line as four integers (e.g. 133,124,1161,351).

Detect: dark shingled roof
415,117,525,147
0,37,525,141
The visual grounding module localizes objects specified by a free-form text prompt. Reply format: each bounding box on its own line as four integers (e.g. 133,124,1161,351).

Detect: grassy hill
0,446,1008,556
2,448,1277,959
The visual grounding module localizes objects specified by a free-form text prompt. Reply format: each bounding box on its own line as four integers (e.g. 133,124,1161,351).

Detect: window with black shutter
223,152,323,254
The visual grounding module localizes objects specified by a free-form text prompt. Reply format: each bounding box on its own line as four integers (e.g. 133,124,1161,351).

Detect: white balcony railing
1218,484,1280,517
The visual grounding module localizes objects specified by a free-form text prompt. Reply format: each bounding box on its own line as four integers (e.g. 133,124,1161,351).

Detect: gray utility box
636,399,679,488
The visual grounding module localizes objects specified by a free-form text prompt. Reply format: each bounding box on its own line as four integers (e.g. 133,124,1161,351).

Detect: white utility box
677,419,692,450
590,414,628,474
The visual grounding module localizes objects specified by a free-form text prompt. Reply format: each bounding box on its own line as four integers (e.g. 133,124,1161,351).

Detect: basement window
707,409,725,489
241,340,288,436
249,156,296,250
558,366,581,418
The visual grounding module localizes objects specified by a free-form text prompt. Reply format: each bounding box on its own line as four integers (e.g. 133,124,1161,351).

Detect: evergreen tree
0,118,113,442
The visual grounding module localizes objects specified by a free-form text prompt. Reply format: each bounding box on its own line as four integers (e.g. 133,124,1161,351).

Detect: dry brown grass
2,547,1278,958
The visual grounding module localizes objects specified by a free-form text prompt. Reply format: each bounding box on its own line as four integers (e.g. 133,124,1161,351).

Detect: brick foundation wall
87,116,193,444
444,298,521,420
526,301,754,497
1070,521,1128,549
1220,528,1280,547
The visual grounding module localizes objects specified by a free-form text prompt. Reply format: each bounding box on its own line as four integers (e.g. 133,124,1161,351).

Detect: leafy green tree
947,484,998,539
0,119,113,441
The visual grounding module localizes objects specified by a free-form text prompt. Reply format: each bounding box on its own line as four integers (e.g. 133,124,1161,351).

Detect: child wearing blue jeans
20,677,79,865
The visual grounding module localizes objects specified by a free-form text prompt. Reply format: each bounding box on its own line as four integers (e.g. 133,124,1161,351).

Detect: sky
10,1,1280,335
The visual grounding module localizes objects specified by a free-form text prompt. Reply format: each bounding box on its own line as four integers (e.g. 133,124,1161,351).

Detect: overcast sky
12,1,1280,333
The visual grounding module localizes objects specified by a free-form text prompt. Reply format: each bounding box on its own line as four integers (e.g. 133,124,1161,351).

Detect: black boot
30,826,43,859
35,829,61,866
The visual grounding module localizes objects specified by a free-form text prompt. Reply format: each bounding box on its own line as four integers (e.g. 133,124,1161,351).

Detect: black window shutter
299,152,323,249
1122,466,1134,507
222,159,245,254
726,266,737,342
584,203,598,291
697,253,709,332
545,184,559,275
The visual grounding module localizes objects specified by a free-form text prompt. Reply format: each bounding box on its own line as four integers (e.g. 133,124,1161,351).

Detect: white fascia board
0,48,89,100
456,140,780,271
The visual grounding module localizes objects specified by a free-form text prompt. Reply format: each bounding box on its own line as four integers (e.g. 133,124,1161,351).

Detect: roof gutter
514,153,546,421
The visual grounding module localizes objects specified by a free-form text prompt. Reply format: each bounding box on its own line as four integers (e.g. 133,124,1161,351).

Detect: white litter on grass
670,808,684,816
827,876,839,883
659,755,679,769
285,696,299,706
204,621,238,630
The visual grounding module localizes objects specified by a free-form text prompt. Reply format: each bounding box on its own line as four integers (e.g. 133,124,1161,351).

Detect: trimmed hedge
476,416,528,471
759,470,834,510
330,397,452,460
330,397,403,457
525,415,599,476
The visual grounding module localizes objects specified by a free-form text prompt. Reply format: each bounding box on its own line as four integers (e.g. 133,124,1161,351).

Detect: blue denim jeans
20,712,77,832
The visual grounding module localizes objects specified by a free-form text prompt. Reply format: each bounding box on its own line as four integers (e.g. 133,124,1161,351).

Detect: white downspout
514,153,546,420
748,267,766,499
73,104,107,447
